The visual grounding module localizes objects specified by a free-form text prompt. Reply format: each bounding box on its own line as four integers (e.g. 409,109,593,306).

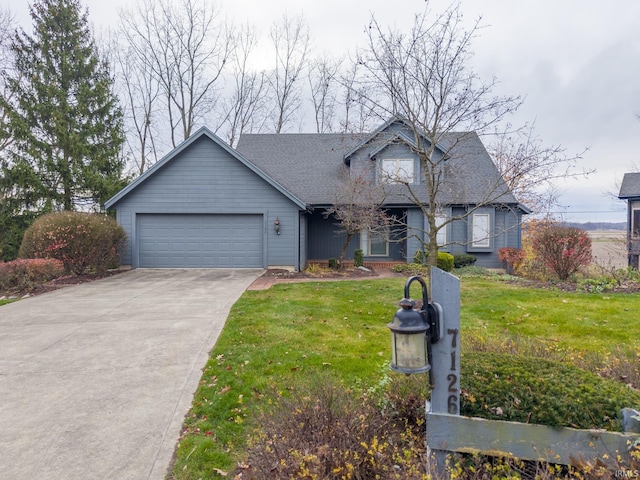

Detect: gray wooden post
428,267,461,477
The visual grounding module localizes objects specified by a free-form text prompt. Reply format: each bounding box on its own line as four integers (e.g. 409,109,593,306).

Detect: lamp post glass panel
388,276,440,375
391,324,430,373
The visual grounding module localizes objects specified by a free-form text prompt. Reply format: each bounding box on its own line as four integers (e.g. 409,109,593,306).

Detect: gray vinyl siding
407,206,522,269
111,136,302,268
308,212,353,260
406,208,424,260
299,213,307,268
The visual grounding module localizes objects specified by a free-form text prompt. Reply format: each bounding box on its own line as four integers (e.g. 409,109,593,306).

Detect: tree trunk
338,232,354,266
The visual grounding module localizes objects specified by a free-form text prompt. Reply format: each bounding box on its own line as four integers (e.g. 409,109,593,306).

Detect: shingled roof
619,172,640,199
236,121,519,207
236,133,366,205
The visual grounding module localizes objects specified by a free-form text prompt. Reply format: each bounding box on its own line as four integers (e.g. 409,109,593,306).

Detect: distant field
587,230,627,269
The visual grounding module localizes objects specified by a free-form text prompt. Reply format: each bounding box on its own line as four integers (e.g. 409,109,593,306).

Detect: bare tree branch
217,23,269,147
269,12,310,133
119,0,233,148
308,53,341,133
324,169,391,263
110,33,161,175
489,122,590,218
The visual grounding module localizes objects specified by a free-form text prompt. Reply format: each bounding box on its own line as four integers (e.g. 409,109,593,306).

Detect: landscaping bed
0,268,128,299
261,266,381,279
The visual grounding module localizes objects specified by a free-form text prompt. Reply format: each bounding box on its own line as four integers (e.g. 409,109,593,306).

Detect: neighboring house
618,172,640,268
105,117,527,269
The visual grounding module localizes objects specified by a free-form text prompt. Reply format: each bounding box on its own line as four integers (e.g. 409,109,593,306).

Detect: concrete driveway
0,268,261,480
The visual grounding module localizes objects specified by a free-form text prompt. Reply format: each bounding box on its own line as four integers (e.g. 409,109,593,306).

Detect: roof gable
342,116,449,164
105,127,306,209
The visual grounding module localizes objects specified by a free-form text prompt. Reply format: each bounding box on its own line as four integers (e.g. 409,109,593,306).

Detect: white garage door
138,214,263,268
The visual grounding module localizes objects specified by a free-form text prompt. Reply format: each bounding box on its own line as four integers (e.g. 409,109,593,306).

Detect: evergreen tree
0,0,126,215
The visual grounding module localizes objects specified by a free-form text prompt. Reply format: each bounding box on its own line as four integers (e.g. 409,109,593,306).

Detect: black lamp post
388,276,442,375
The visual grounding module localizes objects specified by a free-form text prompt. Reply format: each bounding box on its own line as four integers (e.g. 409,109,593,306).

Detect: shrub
413,249,426,265
498,247,525,274
19,211,127,274
0,258,65,292
327,257,339,270
518,220,555,280
437,251,454,272
353,249,363,267
453,253,477,268
531,224,592,281
239,376,427,479
460,351,640,431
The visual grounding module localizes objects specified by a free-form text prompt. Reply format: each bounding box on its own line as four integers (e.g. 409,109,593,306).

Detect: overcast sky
5,0,640,223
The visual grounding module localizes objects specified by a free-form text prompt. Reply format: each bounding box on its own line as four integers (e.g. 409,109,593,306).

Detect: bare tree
119,0,233,148
269,13,310,133
338,61,380,134
324,170,390,264
111,36,161,175
218,24,269,147
490,123,589,218
308,53,341,133
353,4,522,269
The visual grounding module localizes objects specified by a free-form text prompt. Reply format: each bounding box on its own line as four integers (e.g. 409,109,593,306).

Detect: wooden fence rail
427,411,639,469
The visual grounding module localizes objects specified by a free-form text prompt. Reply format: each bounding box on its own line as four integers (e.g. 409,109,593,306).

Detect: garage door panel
138,214,263,268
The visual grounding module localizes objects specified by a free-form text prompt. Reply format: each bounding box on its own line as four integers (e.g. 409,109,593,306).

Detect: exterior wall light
274,217,281,235
388,275,442,375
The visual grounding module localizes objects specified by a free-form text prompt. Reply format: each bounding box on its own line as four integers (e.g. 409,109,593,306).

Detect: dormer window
381,158,414,184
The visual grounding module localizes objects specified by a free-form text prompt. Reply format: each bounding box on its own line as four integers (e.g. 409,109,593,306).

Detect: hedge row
0,258,65,292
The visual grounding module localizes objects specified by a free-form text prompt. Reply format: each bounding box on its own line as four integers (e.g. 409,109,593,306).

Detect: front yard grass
170,276,640,479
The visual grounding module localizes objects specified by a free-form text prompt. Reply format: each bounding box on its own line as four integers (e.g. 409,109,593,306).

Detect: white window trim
381,158,414,184
471,213,491,248
360,229,369,255
435,213,447,247
360,228,389,256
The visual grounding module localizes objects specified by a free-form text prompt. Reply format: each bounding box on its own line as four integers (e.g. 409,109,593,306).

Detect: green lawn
462,277,640,353
169,276,640,479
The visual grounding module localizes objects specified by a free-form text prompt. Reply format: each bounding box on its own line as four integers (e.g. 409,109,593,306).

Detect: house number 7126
446,328,459,414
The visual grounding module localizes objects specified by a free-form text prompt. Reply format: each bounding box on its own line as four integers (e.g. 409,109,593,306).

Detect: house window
471,213,491,248
633,208,640,238
361,228,389,256
369,231,389,256
381,158,414,184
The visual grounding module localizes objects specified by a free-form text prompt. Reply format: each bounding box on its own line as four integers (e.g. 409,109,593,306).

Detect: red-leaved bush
19,212,127,274
498,247,525,274
531,225,591,280
0,258,65,292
